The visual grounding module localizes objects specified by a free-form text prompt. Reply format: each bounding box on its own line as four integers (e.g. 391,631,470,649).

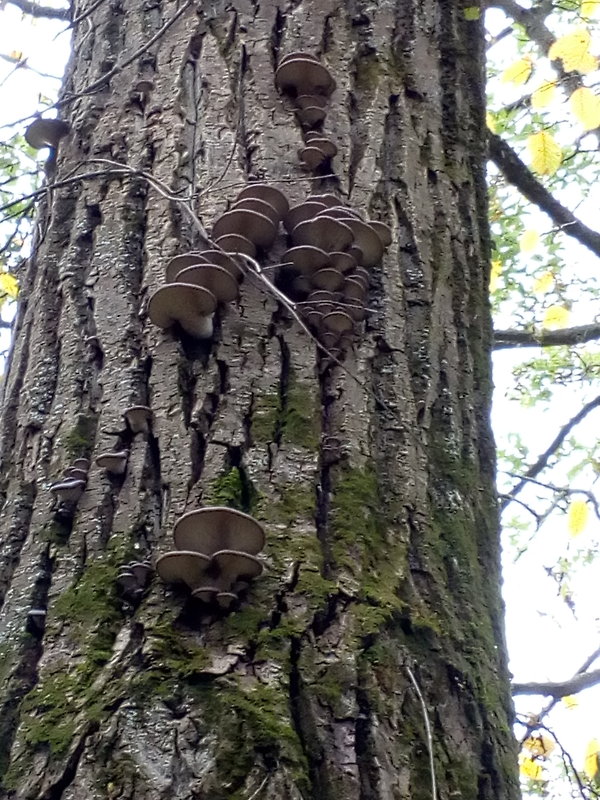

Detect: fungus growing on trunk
322,310,354,334
63,467,88,481
212,549,263,587
173,264,239,303
275,57,336,97
50,479,86,504
234,184,290,218
284,203,328,233
212,209,277,250
148,283,216,338
291,217,354,251
173,507,265,556
231,198,280,224
156,550,211,589
123,405,153,435
312,268,345,292
25,117,70,149
214,234,256,258
96,451,129,475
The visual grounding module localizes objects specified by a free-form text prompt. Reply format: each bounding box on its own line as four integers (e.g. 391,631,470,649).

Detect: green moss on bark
251,376,320,448
64,413,96,457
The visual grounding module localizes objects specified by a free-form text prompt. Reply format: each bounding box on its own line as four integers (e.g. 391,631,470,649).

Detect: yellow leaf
533,271,554,294
490,259,502,291
528,131,563,175
568,499,589,536
523,735,555,758
576,52,600,73
8,50,23,62
463,7,481,20
520,230,540,252
581,0,600,18
486,111,497,133
501,56,533,85
542,305,569,329
0,272,18,299
570,87,600,130
548,28,597,72
531,81,557,109
562,695,578,710
519,756,544,781
584,739,600,781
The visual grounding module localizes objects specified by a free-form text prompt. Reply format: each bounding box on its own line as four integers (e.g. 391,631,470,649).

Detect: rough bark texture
0,1,519,799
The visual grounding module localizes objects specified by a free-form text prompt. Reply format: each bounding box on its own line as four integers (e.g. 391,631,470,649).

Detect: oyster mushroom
295,106,327,126
284,202,328,234
72,458,90,471
96,450,129,475
321,310,354,334
279,51,320,67
292,216,354,251
25,117,70,149
282,246,329,276
214,234,257,258
148,282,216,338
212,209,277,250
212,549,263,588
296,94,328,109
231,197,281,224
123,405,153,435
369,220,393,247
173,507,265,556
235,184,290,218
216,591,238,609
311,267,344,292
156,550,211,590
50,479,86,504
174,264,239,304
63,467,89,481
129,561,153,585
298,146,329,170
191,584,221,603
275,57,336,97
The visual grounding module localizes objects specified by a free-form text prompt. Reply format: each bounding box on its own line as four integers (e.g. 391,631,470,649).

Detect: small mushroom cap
351,267,370,288
174,264,239,303
165,252,208,283
212,209,277,249
282,245,329,275
275,58,336,96
324,217,382,267
196,249,245,281
328,251,356,273
298,146,328,170
191,585,220,602
173,507,265,556
156,550,211,589
128,561,153,584
292,217,354,252
96,451,128,475
296,94,328,109
303,307,324,327
63,467,89,481
369,220,393,247
284,202,328,234
123,405,152,434
320,331,342,349
295,106,327,126
25,117,70,149
311,267,344,292
50,479,86,502
343,277,368,301
116,570,138,592
148,283,217,336
212,549,264,582
72,458,91,470
321,310,354,334
279,51,319,66
231,197,281,224
235,184,290,218
132,79,154,93
308,193,343,207
214,234,257,258
304,289,337,315
302,138,337,158
216,591,238,609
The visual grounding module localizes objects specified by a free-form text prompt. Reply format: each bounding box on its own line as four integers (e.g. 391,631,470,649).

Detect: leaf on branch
501,56,533,85
490,259,502,291
520,230,540,252
8,50,24,62
567,498,589,536
570,87,600,130
519,756,545,781
542,305,570,329
548,28,598,73
523,734,555,758
531,81,557,110
528,131,563,175
562,694,578,709
533,271,554,294
0,272,18,299
486,111,497,133
581,0,600,19
584,739,600,781
463,6,481,20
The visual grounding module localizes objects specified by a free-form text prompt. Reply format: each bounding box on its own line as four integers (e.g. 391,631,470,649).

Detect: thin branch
406,665,438,800
494,324,600,349
513,667,600,698
489,132,600,260
501,394,600,509
5,0,69,20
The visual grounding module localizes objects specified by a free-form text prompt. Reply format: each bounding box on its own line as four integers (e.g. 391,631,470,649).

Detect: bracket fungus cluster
116,559,153,600
50,457,90,506
275,53,337,173
156,507,265,610
25,117,70,150
277,194,392,358
148,185,289,339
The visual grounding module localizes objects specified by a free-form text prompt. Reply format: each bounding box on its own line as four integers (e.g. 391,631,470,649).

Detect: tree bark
0,1,520,799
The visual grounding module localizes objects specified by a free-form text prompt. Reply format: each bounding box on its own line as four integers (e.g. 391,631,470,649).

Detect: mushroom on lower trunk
173,507,265,556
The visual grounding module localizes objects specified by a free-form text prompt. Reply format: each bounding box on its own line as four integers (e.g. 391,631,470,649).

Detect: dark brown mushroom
156,550,211,589
308,193,343,207
235,184,290,218
63,467,89,481
298,146,329,170
191,585,221,603
296,94,328,109
311,268,344,292
123,405,153,435
196,249,245,281
116,570,138,593
303,138,337,158
50,479,86,503
25,117,70,149
148,283,216,338
165,253,208,283
328,251,356,273
369,220,393,247
292,216,354,251
279,52,320,67
317,214,382,267
213,210,277,250
231,197,281,224
284,202,329,234
305,290,337,315
174,264,239,303
173,507,265,556
214,234,257,258
275,58,336,97
321,310,354,334
282,245,329,275
216,591,238,609
72,458,90,471
342,277,368,302
128,561,153,585
295,106,327,126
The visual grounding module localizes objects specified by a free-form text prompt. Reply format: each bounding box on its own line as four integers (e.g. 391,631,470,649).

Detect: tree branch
512,667,600,698
501,394,600,509
489,132,600,260
5,0,69,20
493,324,600,349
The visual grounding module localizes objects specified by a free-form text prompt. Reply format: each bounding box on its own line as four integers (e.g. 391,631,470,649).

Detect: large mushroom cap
303,138,337,158
212,549,264,582
174,264,239,304
173,507,265,556
328,251,356,273
214,234,257,258
63,467,89,481
50,479,86,503
148,283,217,338
165,253,208,283
317,214,382,267
295,106,327,126
343,277,368,302
321,310,354,334
231,197,281,224
292,217,354,252
279,51,319,66
156,550,211,589
72,458,90,470
235,185,290,218
191,585,220,603
96,451,129,475
312,268,344,292
25,117,70,149
196,249,245,281
212,210,277,249
123,405,152,434
284,202,328,234
275,58,336,96
282,245,329,275
369,220,393,247
298,146,328,170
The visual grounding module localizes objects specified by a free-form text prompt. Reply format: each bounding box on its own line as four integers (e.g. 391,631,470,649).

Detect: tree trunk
0,1,520,798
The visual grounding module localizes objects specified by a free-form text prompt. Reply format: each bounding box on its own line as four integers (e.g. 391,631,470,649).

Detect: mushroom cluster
117,559,153,601
277,194,392,358
50,457,90,505
148,185,289,339
156,507,265,610
275,52,337,174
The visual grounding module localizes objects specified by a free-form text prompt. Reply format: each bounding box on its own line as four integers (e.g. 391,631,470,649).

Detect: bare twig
405,665,438,800
494,325,600,349
4,0,69,20
512,668,600,698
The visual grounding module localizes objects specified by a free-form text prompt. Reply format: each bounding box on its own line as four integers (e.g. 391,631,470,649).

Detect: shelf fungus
275,56,336,97
117,560,153,599
165,251,245,284
298,138,337,171
214,233,257,258
148,282,216,339
25,117,70,150
212,209,277,251
173,264,239,304
173,507,265,556
292,216,354,252
123,405,153,435
96,450,129,475
50,478,86,504
235,184,290,219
